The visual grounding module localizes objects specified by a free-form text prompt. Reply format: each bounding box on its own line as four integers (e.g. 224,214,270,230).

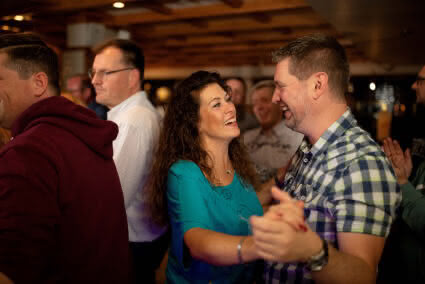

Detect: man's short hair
0,33,60,95
272,34,349,96
249,80,275,100
93,39,145,83
225,76,247,95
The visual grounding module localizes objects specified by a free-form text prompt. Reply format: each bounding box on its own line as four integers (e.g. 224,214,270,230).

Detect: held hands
250,187,322,263
382,138,412,185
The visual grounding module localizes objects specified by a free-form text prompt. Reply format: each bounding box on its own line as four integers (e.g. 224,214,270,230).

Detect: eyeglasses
88,67,134,80
415,76,425,84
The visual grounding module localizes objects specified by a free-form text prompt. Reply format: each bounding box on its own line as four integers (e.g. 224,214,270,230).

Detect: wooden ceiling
0,0,422,70
0,0,362,68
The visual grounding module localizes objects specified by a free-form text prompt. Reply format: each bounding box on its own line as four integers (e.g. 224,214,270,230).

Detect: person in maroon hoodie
0,34,130,283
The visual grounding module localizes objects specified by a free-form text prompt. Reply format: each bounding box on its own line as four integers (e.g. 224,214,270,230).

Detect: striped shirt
265,109,400,284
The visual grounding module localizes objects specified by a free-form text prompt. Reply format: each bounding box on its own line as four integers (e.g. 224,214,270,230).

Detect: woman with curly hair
145,71,263,283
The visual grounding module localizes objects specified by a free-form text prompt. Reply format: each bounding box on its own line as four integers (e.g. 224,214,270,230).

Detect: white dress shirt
108,91,166,242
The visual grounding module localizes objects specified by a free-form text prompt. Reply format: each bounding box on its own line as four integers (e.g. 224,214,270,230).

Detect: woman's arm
184,227,258,266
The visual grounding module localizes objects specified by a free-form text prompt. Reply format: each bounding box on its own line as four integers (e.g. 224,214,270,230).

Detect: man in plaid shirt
250,34,400,283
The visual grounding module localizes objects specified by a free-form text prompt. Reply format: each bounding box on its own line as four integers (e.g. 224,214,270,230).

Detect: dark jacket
0,96,130,283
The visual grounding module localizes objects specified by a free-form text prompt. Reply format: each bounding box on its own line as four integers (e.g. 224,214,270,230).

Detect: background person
244,80,303,183
146,71,274,283
91,39,167,284
226,76,259,132
250,34,400,284
0,33,129,283
378,137,425,283
66,74,108,119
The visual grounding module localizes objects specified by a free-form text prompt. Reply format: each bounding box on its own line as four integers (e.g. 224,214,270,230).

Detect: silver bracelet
237,236,247,264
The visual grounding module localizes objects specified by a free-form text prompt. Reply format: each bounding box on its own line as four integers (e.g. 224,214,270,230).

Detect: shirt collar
108,91,146,120
256,120,285,137
300,108,357,157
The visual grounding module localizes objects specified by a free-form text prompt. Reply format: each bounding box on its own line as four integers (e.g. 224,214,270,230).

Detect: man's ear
31,72,49,97
128,68,140,89
311,72,328,100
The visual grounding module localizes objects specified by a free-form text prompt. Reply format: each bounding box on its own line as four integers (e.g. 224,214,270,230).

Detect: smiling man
0,33,129,283
250,34,400,284
244,80,303,183
91,39,167,284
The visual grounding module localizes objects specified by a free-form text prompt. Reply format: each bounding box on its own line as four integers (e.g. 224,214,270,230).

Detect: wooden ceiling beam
131,10,327,37
151,27,337,47
139,3,173,15
148,40,354,55
220,0,244,9
251,13,272,24
111,0,308,26
184,19,209,28
43,0,117,11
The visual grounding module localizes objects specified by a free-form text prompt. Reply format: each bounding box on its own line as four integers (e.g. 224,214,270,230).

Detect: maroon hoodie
0,96,130,283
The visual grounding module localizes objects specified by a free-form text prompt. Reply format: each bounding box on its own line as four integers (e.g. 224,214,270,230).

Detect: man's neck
260,121,280,137
306,102,347,145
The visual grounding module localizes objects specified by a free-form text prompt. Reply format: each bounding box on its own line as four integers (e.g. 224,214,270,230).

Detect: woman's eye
213,103,220,108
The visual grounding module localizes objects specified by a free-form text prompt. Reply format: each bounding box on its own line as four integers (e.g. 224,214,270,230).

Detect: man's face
272,58,310,133
91,47,134,109
0,53,33,129
226,79,245,105
252,86,282,130
412,65,425,105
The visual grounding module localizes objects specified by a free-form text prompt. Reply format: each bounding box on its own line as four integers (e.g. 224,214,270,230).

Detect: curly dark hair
146,71,258,226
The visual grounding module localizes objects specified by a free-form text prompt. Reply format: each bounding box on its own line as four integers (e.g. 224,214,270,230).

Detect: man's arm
251,188,386,284
0,148,59,283
312,232,384,284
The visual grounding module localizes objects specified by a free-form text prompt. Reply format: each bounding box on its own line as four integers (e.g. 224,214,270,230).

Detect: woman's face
198,83,240,146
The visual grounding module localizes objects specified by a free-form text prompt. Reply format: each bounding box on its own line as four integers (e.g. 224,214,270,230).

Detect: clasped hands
250,186,323,263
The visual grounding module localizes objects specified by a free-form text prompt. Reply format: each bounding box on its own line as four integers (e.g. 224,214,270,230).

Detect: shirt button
303,158,309,163
300,196,306,201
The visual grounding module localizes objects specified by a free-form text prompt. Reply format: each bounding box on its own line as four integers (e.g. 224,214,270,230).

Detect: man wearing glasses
412,65,425,104
377,66,425,283
409,66,425,177
91,39,167,284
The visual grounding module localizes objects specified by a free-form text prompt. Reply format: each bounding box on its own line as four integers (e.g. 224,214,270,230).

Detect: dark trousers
129,231,169,284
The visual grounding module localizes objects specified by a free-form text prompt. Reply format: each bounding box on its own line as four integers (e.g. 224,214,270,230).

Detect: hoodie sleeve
0,146,60,283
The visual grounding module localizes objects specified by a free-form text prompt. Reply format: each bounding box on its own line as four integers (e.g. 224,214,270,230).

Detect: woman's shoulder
169,160,202,176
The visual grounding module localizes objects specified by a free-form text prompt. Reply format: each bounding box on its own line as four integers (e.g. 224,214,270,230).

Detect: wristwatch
305,238,329,272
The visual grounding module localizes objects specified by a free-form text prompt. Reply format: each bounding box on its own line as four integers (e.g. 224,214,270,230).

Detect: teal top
165,160,263,284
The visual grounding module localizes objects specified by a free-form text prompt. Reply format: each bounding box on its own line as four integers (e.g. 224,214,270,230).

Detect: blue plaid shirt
265,109,400,284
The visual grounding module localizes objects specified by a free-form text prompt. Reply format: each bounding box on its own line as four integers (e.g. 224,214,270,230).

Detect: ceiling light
369,82,376,91
113,2,125,8
14,15,24,21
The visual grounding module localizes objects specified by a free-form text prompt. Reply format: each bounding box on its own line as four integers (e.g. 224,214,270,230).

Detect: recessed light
113,2,125,8
14,15,24,21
